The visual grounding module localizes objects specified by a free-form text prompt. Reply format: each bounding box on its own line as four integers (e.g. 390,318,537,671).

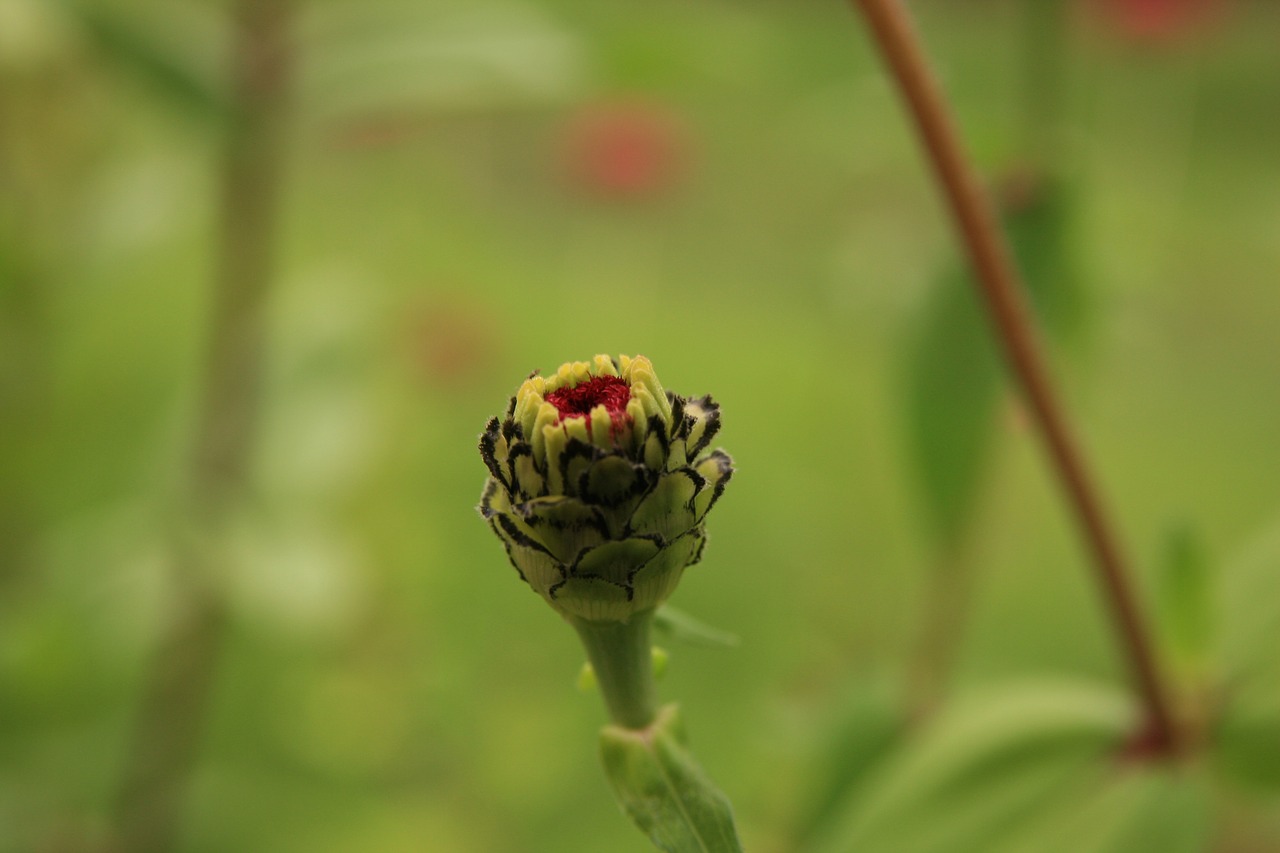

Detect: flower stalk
849,0,1180,755
478,355,742,849
571,611,660,730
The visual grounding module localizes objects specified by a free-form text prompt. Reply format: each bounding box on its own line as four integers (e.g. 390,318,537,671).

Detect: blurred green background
3,0,1279,850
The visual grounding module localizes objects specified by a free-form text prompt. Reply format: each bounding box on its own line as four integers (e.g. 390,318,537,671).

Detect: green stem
572,611,660,730
112,2,293,849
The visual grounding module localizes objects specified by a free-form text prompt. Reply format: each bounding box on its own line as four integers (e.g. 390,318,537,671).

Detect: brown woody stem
849,0,1179,755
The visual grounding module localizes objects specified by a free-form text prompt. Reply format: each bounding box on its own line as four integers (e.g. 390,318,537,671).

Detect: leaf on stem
600,704,743,853
653,605,740,649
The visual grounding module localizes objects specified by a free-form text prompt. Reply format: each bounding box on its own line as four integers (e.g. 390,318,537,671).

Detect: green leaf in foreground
792,679,906,846
996,765,1210,853
813,679,1134,853
600,705,743,853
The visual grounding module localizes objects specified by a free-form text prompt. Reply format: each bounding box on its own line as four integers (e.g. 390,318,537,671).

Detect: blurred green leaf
1154,522,1215,678
904,173,1086,546
995,766,1210,853
1003,174,1088,348
813,679,1133,853
1215,509,1280,811
1221,509,1280,680
1215,680,1280,794
296,3,583,121
653,605,740,649
1078,772,1210,853
599,705,743,853
64,0,228,120
793,680,906,846
903,262,1001,546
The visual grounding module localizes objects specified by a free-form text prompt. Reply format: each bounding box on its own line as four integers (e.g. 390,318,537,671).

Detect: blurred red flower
1092,0,1229,43
406,293,500,391
560,100,689,199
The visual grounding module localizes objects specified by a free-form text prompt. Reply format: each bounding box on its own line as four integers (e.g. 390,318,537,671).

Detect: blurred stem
849,0,1180,756
112,2,293,850
0,82,42,580
572,611,660,730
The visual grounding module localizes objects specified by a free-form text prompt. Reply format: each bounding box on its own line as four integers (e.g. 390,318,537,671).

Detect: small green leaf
1154,522,1215,678
653,605,740,649
580,650,668,692
600,705,743,853
578,662,597,692
652,646,669,680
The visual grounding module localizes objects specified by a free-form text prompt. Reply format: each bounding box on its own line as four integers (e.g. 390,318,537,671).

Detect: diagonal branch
849,0,1179,756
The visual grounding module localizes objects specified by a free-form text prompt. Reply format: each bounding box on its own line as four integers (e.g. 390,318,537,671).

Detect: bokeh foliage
2,0,1280,850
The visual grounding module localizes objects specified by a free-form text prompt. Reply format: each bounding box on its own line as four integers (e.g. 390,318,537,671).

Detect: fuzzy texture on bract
478,355,732,622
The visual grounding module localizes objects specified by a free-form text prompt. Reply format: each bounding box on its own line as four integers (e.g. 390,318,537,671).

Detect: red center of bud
546,375,632,424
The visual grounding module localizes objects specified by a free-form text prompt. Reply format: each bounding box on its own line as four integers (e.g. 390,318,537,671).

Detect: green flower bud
478,355,733,622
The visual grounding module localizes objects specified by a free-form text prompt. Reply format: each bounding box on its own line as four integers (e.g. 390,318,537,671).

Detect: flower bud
478,355,732,622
